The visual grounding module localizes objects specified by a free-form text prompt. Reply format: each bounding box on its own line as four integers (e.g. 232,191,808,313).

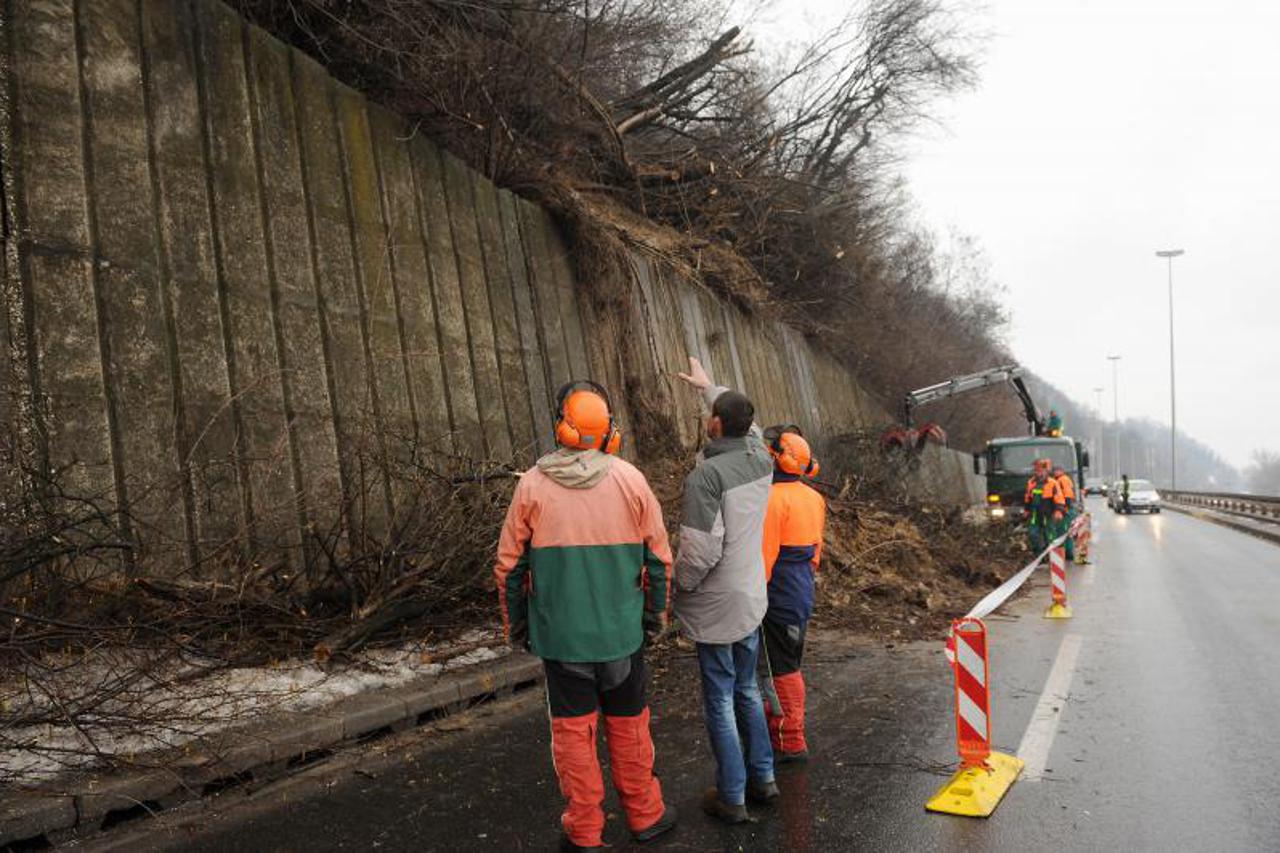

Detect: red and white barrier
928,617,1024,816
951,618,992,767
1045,545,1071,619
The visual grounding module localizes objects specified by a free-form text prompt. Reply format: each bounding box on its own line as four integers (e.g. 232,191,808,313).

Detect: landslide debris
817,491,1027,641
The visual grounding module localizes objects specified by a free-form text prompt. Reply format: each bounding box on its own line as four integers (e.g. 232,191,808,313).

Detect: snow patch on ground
0,629,509,783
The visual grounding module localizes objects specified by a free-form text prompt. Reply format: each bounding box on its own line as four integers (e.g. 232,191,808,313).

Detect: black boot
559,835,606,852
746,778,780,804
633,805,678,842
701,788,750,824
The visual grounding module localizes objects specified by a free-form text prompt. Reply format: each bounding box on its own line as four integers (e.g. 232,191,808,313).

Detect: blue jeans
696,630,775,805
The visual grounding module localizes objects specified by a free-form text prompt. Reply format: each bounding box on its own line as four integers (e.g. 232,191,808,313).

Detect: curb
0,652,543,848
1163,503,1280,547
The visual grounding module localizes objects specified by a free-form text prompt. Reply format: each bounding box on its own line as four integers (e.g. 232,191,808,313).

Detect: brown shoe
701,788,749,824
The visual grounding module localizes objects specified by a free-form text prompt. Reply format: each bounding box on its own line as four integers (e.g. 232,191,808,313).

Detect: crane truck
895,365,1090,519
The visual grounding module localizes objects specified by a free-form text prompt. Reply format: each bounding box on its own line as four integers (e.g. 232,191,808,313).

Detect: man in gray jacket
674,356,778,823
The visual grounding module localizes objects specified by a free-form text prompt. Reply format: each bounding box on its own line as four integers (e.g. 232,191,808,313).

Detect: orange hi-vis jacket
762,476,826,625
1055,473,1076,509
1024,475,1065,522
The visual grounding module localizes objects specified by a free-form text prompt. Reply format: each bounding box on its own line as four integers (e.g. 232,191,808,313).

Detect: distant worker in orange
1023,458,1065,552
1052,464,1078,563
494,381,677,851
759,425,826,764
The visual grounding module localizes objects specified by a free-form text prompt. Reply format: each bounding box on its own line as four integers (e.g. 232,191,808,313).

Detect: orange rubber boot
773,671,808,756
550,712,606,847
603,708,665,833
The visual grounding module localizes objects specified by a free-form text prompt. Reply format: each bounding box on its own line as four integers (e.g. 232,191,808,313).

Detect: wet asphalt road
80,498,1280,852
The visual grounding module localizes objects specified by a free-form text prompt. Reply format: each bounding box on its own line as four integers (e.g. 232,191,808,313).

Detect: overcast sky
747,0,1280,470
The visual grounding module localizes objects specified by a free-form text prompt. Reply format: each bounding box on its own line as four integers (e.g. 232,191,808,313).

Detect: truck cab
974,436,1088,519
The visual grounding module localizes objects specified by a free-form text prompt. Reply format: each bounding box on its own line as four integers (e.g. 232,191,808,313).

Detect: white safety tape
963,532,1068,621
944,530,1071,665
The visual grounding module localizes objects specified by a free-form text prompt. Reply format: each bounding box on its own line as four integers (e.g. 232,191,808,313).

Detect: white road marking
1016,633,1084,781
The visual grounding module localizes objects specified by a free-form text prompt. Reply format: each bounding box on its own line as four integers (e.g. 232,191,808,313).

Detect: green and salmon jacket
494,452,673,663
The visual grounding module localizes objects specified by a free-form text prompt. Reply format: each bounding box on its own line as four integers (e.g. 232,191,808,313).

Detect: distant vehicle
1084,481,1108,497
1109,479,1161,514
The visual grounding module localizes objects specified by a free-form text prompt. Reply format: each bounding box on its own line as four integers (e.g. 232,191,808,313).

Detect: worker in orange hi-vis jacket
493,381,677,852
1023,458,1065,553
1052,463,1078,563
759,425,826,764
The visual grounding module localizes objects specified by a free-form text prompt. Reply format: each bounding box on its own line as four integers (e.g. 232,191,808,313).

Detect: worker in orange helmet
1051,464,1078,563
1023,458,1064,553
494,381,677,851
758,425,826,764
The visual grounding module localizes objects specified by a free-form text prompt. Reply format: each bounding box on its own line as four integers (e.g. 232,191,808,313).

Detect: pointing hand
676,356,712,391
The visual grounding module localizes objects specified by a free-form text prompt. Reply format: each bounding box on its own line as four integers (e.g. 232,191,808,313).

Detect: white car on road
1110,479,1162,514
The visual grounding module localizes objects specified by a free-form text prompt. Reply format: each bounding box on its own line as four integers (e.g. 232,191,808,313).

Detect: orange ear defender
554,380,622,454
766,424,818,477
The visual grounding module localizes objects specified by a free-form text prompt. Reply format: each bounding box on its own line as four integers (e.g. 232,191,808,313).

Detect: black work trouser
761,617,807,678
544,649,648,718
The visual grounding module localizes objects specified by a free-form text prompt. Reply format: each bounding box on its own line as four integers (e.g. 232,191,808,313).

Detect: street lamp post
1093,386,1106,477
1156,249,1185,490
1108,355,1122,477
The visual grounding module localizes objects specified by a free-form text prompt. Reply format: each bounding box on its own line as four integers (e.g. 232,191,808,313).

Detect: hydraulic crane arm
902,365,1044,435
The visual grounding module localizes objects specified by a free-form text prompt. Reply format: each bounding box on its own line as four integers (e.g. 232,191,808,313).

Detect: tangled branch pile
233,0,1024,448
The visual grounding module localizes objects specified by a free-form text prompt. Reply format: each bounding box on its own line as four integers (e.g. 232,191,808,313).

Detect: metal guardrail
1162,490,1280,526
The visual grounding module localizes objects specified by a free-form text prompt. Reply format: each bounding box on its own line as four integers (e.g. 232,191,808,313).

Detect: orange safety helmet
554,380,621,454
766,424,819,478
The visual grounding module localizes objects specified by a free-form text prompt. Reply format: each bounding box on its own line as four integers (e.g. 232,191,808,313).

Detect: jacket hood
536,448,613,489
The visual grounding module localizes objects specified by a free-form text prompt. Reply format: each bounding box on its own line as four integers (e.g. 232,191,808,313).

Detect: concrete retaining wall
0,0,982,573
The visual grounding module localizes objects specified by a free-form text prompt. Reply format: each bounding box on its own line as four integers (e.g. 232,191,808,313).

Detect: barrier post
926,618,1024,817
1074,513,1092,564
1044,545,1072,619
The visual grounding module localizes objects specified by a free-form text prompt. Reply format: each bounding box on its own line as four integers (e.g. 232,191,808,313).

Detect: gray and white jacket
673,385,774,644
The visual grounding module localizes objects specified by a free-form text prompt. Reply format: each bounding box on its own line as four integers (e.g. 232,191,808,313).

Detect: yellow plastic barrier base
926,752,1025,817
1044,602,1073,619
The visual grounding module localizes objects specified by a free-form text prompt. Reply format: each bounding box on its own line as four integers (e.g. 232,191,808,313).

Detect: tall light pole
1108,355,1122,477
1156,249,1185,489
1093,386,1106,477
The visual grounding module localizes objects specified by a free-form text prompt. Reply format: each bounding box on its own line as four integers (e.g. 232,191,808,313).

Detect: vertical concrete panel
292,52,386,530
243,24,339,547
410,140,481,458
336,88,415,502
440,152,511,460
9,0,115,505
540,216,591,376
762,324,798,427
735,318,772,421
141,0,242,560
497,191,554,456
696,289,735,395
472,176,535,461
720,303,748,394
648,265,702,447
191,0,296,553
78,0,190,559
515,198,570,392
366,107,450,455
780,327,821,437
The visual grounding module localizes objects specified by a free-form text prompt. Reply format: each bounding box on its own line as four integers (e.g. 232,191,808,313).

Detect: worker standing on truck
759,425,826,765
673,356,778,824
494,381,677,851
1023,459,1065,552
1052,464,1078,563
